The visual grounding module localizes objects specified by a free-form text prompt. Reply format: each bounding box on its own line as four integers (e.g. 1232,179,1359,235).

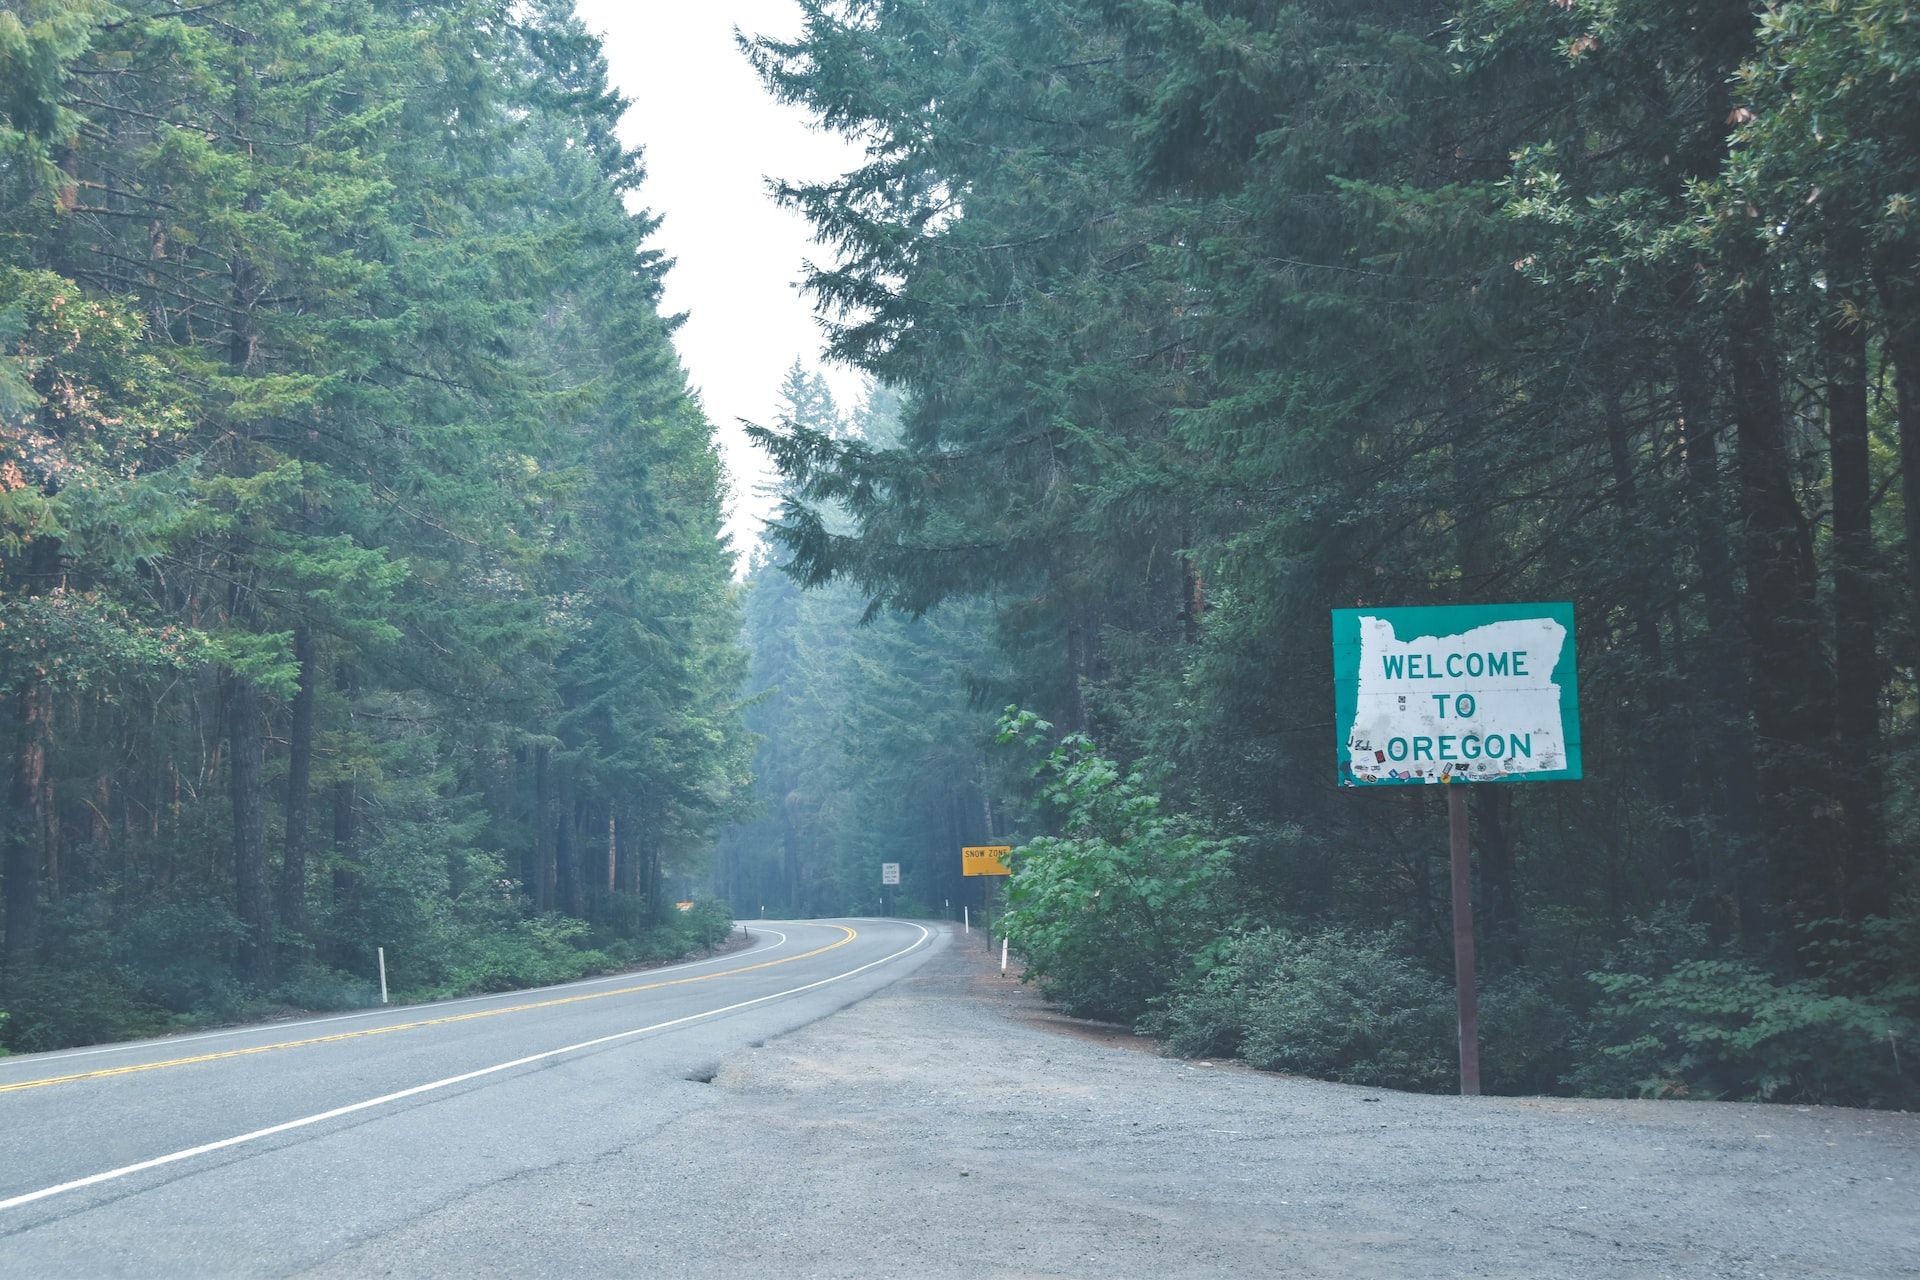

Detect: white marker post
377,947,389,1005
963,905,969,934
1001,934,1008,975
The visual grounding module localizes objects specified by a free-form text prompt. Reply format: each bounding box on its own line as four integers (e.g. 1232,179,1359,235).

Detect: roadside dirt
682,926,1918,1278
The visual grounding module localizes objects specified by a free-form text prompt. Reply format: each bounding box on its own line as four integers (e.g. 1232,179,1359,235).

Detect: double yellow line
0,926,857,1096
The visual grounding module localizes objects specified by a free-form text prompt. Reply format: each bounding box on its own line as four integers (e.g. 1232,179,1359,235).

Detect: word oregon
1382,732,1533,763
1379,650,1529,680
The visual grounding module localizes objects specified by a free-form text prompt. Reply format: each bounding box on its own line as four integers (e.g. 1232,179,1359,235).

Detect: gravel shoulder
313,923,1920,1279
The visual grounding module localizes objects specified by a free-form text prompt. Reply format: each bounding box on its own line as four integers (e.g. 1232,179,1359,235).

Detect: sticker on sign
1333,603,1581,786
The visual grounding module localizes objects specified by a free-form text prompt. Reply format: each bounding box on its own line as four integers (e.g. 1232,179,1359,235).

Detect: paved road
0,918,937,1277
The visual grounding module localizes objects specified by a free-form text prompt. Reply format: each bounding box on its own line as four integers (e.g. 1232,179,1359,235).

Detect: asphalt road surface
0,918,936,1277
7,920,1916,1278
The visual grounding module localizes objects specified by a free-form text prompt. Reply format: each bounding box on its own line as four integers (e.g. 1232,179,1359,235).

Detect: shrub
1146,927,1457,1092
0,962,170,1053
436,914,609,995
1478,970,1576,1096
673,900,736,952
1236,929,1455,1091
995,711,1234,1021
1141,937,1260,1059
1568,957,1915,1106
115,893,252,1015
269,964,379,1012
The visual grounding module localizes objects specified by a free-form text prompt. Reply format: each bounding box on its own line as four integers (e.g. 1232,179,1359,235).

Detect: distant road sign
881,862,900,885
1333,602,1581,786
961,845,1011,877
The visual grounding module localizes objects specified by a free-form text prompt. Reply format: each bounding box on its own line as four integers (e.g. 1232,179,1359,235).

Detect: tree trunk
1181,553,1205,645
1873,253,1920,668
533,745,554,910
330,664,357,909
1823,234,1885,918
226,40,272,987
645,829,665,925
1603,386,1695,883
228,671,274,986
1064,613,1088,733
605,807,616,896
3,534,61,964
279,626,316,951
782,793,802,916
1725,256,1833,928
4,685,49,965
555,767,580,917
1673,341,1765,941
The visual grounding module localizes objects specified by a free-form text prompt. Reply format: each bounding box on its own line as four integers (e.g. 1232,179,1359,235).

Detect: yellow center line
0,926,859,1095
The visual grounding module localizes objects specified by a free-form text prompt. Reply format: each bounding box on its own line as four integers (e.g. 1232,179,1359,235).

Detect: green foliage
435,914,611,996
995,710,1233,1021
1148,928,1455,1093
745,0,1920,1109
1571,957,1916,1107
0,1,749,1049
114,894,253,1017
1478,971,1578,1097
668,901,738,955
0,964,170,1053
268,964,378,1014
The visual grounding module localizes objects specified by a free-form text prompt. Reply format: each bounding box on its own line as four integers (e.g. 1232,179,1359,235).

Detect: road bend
0,918,939,1276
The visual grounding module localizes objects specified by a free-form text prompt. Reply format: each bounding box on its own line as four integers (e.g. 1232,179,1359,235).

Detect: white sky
573,0,868,568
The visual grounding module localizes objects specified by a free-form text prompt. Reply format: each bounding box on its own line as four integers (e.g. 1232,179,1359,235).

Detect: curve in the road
0,926,853,1096
0,920,933,1215
0,926,793,1071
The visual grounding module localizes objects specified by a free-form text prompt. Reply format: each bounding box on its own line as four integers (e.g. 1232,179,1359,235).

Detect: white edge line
0,929,794,1070
0,922,934,1214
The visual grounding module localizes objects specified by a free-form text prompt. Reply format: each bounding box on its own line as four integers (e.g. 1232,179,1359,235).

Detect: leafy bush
1478,970,1577,1096
995,711,1234,1021
1141,936,1260,1059
1147,928,1456,1092
1235,929,1455,1091
435,914,611,995
666,900,736,953
0,963,170,1053
269,964,379,1012
115,893,253,1016
421,900,734,998
1569,956,1915,1106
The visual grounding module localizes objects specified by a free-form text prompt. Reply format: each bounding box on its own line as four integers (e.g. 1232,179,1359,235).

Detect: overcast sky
572,0,867,568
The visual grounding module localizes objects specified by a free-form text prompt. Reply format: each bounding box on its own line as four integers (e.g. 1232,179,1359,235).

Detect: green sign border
1332,602,1582,787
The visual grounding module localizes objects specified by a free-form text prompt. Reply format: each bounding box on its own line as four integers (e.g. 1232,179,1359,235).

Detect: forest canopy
733,0,1920,1106
0,0,745,1049
5,0,1918,1108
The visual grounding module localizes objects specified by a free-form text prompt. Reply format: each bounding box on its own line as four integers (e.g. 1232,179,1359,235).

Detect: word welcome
1380,650,1529,681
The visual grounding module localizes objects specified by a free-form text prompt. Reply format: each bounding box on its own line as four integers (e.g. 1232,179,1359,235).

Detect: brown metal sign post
1447,785,1480,1096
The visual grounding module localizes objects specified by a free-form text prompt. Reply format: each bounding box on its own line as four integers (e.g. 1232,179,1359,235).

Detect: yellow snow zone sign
961,845,1012,876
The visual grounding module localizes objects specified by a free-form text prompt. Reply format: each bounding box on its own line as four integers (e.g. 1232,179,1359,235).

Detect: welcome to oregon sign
1333,603,1581,786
